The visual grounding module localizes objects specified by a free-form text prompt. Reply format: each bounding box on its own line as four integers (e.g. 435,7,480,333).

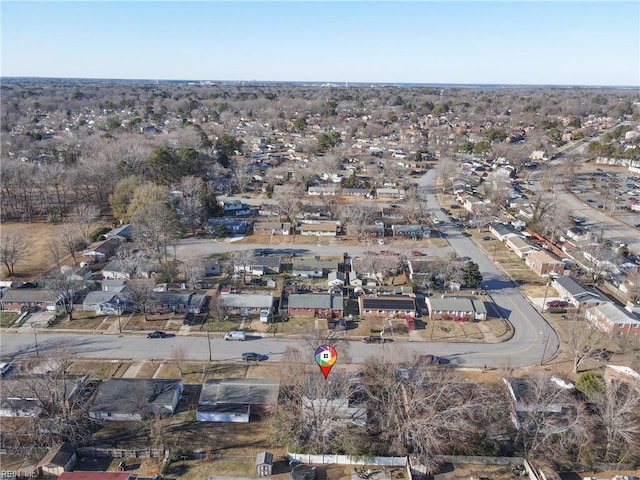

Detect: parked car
0,362,13,377
362,336,384,344
482,236,493,241
546,300,568,308
405,316,416,330
241,352,267,362
224,330,246,341
147,331,167,339
461,231,471,237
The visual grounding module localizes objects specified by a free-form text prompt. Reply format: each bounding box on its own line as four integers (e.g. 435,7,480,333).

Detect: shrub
89,226,111,243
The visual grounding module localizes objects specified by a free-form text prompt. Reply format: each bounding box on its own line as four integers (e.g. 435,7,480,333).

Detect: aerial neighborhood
1,79,639,480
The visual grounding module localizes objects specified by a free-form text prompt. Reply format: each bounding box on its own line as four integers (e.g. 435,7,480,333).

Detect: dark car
482,236,493,241
418,354,449,365
147,331,167,339
461,231,471,237
362,336,384,344
241,352,267,362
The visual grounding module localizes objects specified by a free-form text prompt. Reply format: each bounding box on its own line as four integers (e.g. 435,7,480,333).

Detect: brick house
358,295,416,318
584,302,640,338
525,250,565,277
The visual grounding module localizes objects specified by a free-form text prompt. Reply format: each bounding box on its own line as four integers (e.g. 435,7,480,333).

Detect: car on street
147,331,167,339
241,352,267,362
362,336,384,344
461,231,471,237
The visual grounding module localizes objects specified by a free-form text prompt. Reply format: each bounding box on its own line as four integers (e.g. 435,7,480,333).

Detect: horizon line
2,76,639,89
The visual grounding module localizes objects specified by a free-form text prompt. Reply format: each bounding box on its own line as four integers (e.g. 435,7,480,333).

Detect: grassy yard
67,360,125,379
0,311,19,327
49,315,105,330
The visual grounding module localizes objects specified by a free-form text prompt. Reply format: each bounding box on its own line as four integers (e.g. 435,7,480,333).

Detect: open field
0,221,110,280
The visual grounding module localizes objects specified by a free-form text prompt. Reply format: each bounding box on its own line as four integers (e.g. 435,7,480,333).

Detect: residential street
0,169,559,369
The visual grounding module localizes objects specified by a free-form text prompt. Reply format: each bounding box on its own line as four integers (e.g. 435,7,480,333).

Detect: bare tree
337,202,378,241
0,229,29,276
591,380,640,464
360,354,509,472
126,279,156,321
171,346,188,376
183,258,204,290
563,320,608,374
512,376,593,468
58,223,84,265
131,201,181,262
227,249,256,284
45,268,86,321
175,175,206,235
2,348,95,457
70,203,100,245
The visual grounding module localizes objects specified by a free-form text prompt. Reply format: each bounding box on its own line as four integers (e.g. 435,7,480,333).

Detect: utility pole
207,330,212,362
33,325,39,357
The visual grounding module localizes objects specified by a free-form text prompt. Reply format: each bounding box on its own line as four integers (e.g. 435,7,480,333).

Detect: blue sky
1,1,639,86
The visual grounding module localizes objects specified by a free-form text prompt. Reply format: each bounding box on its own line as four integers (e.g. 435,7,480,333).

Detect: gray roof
253,256,281,268
152,291,207,308
83,291,119,305
288,293,343,311
199,378,280,406
91,378,183,415
219,294,274,309
588,303,640,325
553,276,607,301
0,289,59,303
427,296,487,314
292,257,338,272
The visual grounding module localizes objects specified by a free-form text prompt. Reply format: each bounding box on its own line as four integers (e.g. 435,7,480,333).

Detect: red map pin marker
314,345,337,379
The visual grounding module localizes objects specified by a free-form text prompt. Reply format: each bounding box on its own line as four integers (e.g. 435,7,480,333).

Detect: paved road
0,170,559,369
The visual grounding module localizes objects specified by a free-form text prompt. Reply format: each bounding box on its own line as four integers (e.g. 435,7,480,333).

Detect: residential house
219,293,274,317
376,187,405,199
102,258,156,279
458,194,485,213
81,238,121,264
207,217,252,235
391,224,430,239
489,222,527,242
552,276,610,310
196,378,280,423
287,293,343,318
584,302,640,338
101,279,128,292
358,295,416,318
307,185,338,196
0,289,60,312
503,376,574,430
406,257,440,284
342,188,372,197
221,200,256,217
0,375,88,418
89,378,183,421
525,250,565,277
505,236,539,259
203,259,222,277
327,271,345,287
426,296,488,321
149,291,208,314
299,223,338,237
253,222,292,236
234,257,282,276
302,375,366,429
103,224,132,241
37,443,77,477
82,291,128,315
291,257,339,278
